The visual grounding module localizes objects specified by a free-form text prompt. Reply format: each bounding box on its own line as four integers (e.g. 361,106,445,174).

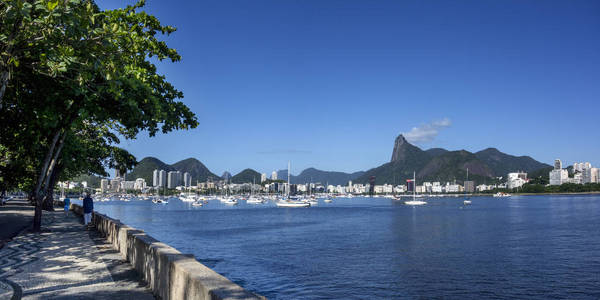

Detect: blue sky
99,0,599,176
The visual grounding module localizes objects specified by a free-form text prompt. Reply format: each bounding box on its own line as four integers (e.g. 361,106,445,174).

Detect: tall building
158,170,167,187
261,173,267,183
271,171,278,180
100,179,109,194
549,159,568,185
167,171,181,189
110,179,120,192
591,168,600,183
554,159,562,170
135,178,146,190
406,179,414,192
464,181,475,193
153,169,159,187
183,172,191,187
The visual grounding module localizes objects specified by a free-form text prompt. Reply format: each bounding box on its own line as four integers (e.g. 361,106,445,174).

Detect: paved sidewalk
0,209,155,299
0,198,34,247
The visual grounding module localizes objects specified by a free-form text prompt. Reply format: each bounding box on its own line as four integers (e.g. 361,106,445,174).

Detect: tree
0,0,198,231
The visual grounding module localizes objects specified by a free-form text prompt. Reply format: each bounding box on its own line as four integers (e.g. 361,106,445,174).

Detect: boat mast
413,171,416,201
287,161,291,197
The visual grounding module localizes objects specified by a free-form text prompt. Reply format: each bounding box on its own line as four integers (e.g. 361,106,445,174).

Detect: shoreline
61,200,265,300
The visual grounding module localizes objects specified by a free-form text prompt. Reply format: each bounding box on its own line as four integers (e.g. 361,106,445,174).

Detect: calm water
85,195,600,299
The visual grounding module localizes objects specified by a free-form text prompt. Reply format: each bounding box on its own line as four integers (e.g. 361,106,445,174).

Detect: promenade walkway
0,207,155,299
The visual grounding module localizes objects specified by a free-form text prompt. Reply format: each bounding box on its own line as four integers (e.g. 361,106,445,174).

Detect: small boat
405,171,427,206
246,196,264,204
152,198,168,204
493,192,511,198
192,201,203,207
223,198,238,205
276,199,310,208
323,197,333,203
276,162,310,208
463,169,471,205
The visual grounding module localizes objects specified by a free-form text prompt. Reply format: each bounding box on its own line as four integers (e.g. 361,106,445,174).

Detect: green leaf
47,0,59,11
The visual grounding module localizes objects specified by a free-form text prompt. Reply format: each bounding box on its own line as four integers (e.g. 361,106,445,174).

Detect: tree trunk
32,130,63,232
0,70,8,109
42,164,62,211
32,200,43,231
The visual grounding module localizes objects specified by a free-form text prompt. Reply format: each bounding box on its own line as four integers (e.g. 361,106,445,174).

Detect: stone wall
58,200,265,300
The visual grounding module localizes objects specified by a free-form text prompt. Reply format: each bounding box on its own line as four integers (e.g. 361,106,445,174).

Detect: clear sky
99,0,599,176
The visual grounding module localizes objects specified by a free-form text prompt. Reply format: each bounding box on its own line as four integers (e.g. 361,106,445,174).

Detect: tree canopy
0,0,198,230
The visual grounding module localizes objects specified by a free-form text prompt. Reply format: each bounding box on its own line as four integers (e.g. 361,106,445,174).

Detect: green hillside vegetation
70,174,104,189
292,168,365,185
355,134,550,186
126,157,174,184
418,150,493,183
124,157,220,186
171,158,220,183
475,148,551,177
231,169,262,184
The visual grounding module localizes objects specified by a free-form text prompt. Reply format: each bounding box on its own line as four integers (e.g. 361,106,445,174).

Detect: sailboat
247,177,264,204
404,171,427,205
276,162,310,208
463,168,472,205
323,181,333,202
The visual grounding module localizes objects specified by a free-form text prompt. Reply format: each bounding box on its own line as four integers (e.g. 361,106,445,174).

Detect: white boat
405,171,427,206
152,198,168,204
192,201,203,207
246,196,264,204
223,198,238,205
276,200,310,208
276,162,310,208
179,194,197,202
323,198,333,203
463,200,472,205
493,192,511,198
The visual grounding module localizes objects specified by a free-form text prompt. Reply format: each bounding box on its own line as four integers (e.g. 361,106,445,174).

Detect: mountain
292,168,365,186
418,150,493,182
425,148,449,157
231,169,262,184
391,134,429,163
126,157,174,184
70,174,104,189
355,134,548,185
221,171,232,181
125,157,219,185
356,135,433,185
171,158,220,183
475,148,551,177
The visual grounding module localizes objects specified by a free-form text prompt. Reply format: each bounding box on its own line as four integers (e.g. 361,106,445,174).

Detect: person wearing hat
82,192,94,227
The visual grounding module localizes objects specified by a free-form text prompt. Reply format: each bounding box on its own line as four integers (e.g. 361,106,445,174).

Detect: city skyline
98,0,600,175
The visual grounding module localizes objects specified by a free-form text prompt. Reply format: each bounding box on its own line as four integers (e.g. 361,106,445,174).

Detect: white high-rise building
135,178,146,190
261,173,267,183
549,159,568,186
167,171,182,189
153,169,159,187
271,171,278,180
591,168,600,183
101,179,109,194
183,172,191,187
554,159,562,170
158,170,167,187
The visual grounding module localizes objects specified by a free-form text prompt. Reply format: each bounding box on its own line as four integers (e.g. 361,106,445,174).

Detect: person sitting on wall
82,192,94,228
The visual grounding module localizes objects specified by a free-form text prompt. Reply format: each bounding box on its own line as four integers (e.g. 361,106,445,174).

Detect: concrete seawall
61,201,265,300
